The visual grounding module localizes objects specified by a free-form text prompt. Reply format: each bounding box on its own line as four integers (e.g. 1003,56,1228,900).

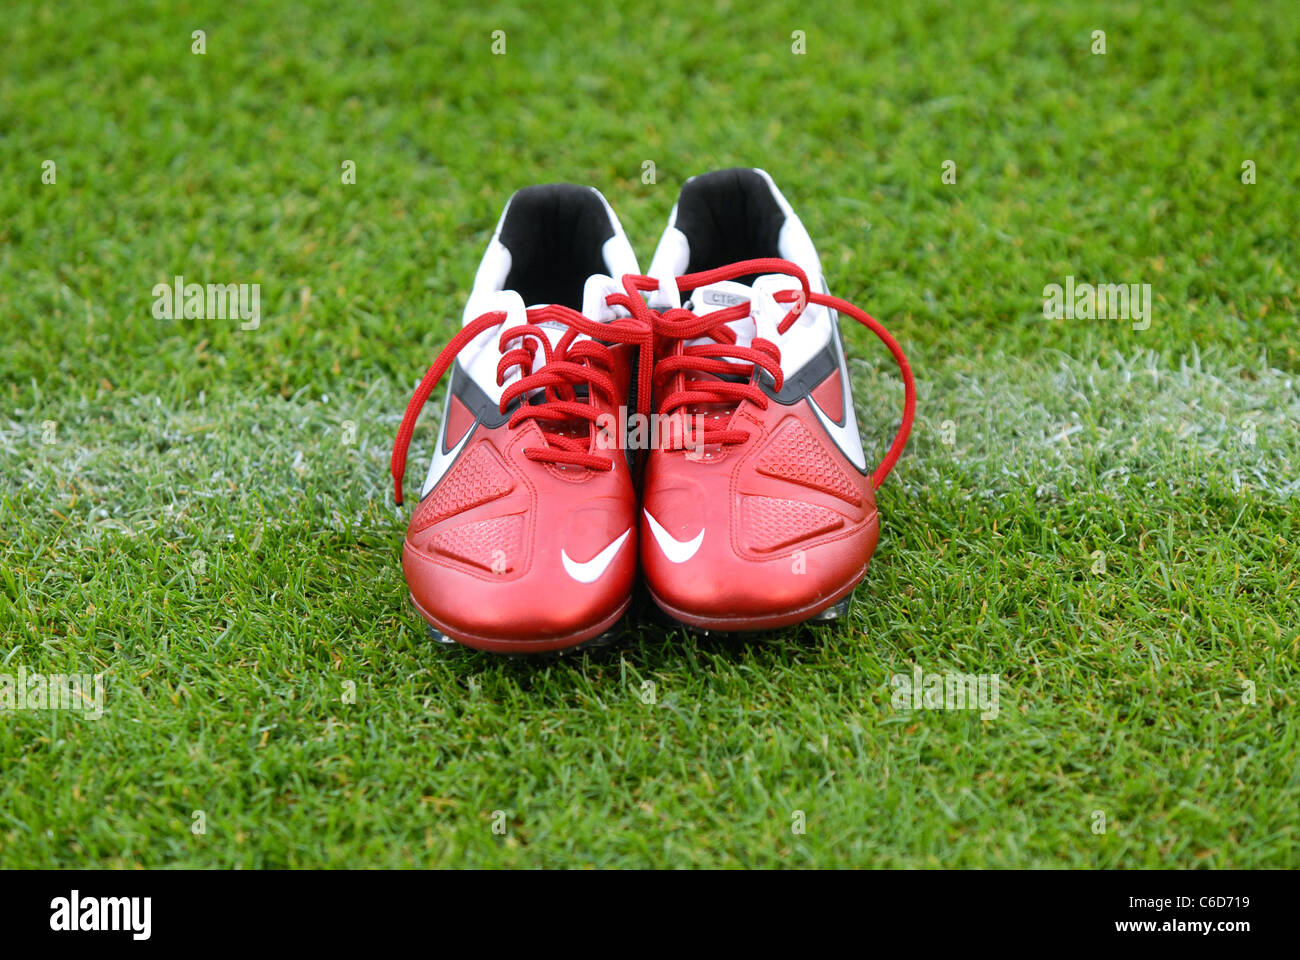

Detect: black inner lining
674,168,785,282
499,184,614,309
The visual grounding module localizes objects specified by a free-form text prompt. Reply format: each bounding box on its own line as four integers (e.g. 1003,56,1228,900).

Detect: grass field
1,0,1297,868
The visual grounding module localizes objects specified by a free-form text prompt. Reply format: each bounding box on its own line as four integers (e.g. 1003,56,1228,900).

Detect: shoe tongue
747,274,804,341
580,274,627,323
693,279,753,313
498,276,630,412
669,273,814,429
681,274,806,393
696,273,814,342
505,274,625,362
456,280,629,415
689,279,758,348
669,281,756,428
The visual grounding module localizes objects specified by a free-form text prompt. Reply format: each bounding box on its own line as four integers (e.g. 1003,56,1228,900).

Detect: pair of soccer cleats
390,168,915,654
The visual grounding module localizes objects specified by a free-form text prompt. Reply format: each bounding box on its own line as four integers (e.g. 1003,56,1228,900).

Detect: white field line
851,347,1297,501
1,349,1296,546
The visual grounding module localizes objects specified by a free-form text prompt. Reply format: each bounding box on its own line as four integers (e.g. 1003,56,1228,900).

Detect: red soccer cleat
631,168,915,630
390,185,655,654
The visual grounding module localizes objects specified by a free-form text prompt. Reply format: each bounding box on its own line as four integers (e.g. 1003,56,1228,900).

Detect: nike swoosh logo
561,528,631,584
644,510,704,563
421,406,476,498
809,319,868,472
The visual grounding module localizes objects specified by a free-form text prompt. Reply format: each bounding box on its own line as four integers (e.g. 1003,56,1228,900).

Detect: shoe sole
410,592,631,656
650,595,852,635
645,564,867,634
426,621,626,659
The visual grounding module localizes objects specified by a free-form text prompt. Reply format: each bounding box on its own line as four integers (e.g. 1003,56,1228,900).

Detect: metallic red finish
640,387,878,630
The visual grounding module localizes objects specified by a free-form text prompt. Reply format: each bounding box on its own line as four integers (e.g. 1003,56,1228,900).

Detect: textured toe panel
432,514,524,572
756,419,862,506
741,495,844,553
412,443,514,534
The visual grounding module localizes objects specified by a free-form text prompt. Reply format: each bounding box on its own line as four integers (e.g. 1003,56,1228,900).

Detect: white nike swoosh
809,319,868,472
644,510,704,563
420,402,475,498
561,528,631,584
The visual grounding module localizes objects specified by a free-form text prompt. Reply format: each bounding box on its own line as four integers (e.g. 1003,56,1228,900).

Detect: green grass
1,0,1297,867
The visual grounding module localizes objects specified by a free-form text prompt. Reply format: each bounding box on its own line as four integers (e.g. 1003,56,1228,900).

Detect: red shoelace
619,257,916,490
390,302,653,505
392,260,914,504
